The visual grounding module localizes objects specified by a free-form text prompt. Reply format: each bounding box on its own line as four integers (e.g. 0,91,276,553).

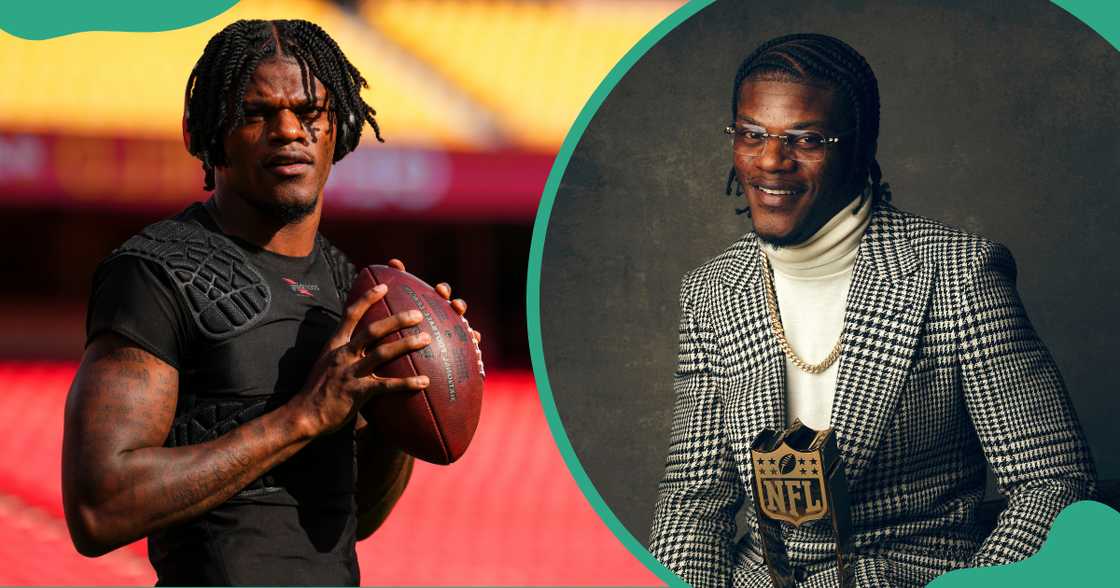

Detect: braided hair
184,19,383,190
725,33,889,215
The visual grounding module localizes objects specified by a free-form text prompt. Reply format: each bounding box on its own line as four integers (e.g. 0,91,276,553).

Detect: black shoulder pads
109,220,271,340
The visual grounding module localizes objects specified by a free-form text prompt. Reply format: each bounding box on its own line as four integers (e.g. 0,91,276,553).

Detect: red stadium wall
0,132,550,221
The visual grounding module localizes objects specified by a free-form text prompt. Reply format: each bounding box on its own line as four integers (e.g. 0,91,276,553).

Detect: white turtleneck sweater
760,195,871,430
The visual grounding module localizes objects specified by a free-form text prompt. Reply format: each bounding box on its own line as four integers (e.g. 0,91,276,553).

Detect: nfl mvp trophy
750,421,854,588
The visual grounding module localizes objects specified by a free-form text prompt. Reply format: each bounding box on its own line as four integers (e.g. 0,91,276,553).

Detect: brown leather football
349,265,484,464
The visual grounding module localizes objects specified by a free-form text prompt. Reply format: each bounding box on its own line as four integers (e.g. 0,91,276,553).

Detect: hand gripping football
349,265,484,464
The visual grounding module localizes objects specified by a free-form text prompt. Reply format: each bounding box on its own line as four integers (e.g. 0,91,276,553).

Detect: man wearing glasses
649,33,1095,587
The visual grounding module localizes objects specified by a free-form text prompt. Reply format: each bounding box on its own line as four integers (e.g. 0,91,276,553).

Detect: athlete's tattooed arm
62,285,432,557
61,333,317,557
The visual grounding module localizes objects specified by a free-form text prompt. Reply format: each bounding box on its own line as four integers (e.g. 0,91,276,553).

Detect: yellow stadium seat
0,0,683,151
362,0,682,150
0,0,495,149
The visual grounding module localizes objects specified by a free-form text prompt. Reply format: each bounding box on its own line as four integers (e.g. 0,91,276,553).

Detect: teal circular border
526,1,1120,586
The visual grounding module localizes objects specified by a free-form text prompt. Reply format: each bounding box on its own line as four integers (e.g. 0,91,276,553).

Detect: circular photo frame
531,1,1120,585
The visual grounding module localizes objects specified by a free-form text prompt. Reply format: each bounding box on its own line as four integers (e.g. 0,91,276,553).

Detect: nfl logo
750,420,843,527
751,441,830,526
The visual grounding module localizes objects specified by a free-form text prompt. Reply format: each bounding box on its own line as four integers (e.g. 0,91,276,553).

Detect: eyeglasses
723,123,849,162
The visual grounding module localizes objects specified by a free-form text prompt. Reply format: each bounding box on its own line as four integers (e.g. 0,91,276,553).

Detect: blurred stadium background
0,0,683,585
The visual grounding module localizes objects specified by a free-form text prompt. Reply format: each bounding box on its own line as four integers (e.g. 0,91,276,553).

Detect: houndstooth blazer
649,202,1096,587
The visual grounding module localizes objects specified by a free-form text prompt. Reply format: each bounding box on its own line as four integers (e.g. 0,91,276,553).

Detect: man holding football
61,19,475,585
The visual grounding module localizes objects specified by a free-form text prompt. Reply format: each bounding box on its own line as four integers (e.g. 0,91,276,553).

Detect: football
349,265,484,464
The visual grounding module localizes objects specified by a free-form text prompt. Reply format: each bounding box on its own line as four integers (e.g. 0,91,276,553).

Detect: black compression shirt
86,204,359,586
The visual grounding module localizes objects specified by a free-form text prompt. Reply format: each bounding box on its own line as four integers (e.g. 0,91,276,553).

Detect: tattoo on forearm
69,339,310,542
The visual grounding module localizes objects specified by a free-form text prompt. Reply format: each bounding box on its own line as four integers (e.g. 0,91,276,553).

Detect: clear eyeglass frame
723,123,849,162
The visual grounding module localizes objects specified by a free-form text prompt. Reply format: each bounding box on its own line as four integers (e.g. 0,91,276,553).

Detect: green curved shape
0,1,239,40
929,501,1120,587
1054,0,1120,51
526,0,1119,586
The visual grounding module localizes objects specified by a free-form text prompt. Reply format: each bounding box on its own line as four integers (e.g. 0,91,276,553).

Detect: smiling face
215,57,336,224
734,80,858,246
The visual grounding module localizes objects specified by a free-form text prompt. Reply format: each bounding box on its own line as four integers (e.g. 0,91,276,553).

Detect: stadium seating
362,0,681,150
0,0,682,151
0,0,486,148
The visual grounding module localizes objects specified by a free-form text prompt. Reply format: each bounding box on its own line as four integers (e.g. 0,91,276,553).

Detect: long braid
724,34,888,215
184,19,383,191
225,41,273,135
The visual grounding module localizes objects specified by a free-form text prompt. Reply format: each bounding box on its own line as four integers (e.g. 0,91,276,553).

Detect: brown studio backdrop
540,0,1120,546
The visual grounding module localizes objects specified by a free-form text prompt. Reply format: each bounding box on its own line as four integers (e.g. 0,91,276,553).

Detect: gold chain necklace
759,250,843,374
